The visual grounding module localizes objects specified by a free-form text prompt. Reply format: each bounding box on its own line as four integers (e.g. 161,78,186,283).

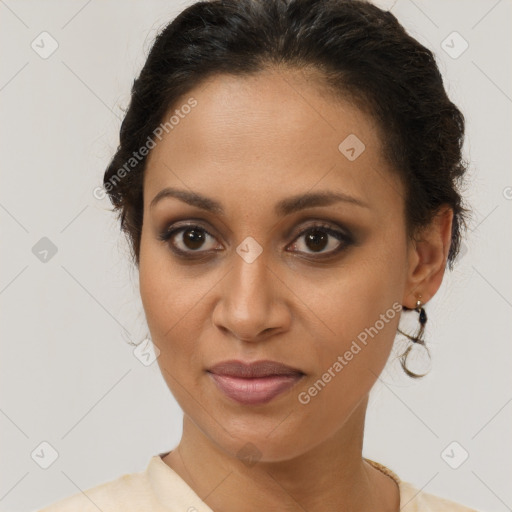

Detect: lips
207,360,305,405
208,359,304,378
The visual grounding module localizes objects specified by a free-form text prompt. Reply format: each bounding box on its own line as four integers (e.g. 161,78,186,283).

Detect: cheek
139,237,202,365
139,253,211,416
290,251,405,444
300,280,400,388
298,236,406,385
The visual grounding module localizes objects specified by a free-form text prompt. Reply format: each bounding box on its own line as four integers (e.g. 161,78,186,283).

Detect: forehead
143,68,402,217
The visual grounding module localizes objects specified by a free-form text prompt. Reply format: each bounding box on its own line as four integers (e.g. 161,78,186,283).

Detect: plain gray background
1,0,511,511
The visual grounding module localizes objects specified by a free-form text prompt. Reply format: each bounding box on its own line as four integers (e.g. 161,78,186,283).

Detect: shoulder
399,480,483,512
364,458,483,512
37,471,156,511
37,454,213,512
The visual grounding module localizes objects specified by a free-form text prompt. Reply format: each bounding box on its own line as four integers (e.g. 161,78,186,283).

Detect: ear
403,205,454,308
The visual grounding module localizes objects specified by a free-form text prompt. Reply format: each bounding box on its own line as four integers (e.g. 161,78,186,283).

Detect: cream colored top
38,452,482,511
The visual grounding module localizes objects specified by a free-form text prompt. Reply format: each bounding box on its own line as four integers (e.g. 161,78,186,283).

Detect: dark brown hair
104,0,469,271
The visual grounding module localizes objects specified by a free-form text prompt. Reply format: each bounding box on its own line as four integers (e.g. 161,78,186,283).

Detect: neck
162,395,399,512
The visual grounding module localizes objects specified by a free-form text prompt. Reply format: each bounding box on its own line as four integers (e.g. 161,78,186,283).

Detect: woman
39,0,480,510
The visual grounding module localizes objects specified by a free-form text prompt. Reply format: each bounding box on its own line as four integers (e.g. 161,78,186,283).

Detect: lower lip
208,372,304,405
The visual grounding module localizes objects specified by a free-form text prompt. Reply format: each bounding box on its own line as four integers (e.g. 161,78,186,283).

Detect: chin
204,418,319,465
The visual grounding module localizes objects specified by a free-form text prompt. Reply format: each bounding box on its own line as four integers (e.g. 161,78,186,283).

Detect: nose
211,248,291,343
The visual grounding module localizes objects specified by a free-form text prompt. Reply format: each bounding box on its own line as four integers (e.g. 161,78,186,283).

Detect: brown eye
288,224,352,257
158,221,352,260
158,224,220,256
181,227,208,250
303,229,329,252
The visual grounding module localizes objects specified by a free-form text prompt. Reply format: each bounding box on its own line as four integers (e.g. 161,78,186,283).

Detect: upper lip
207,360,304,378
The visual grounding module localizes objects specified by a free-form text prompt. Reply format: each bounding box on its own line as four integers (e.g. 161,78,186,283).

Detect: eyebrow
149,187,369,216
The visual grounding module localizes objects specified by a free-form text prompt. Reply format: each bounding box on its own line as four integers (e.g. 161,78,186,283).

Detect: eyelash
158,221,353,260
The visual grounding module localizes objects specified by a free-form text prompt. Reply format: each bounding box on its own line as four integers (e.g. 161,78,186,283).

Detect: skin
138,67,453,512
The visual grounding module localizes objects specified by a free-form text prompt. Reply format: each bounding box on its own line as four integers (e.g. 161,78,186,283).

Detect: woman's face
139,68,413,462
